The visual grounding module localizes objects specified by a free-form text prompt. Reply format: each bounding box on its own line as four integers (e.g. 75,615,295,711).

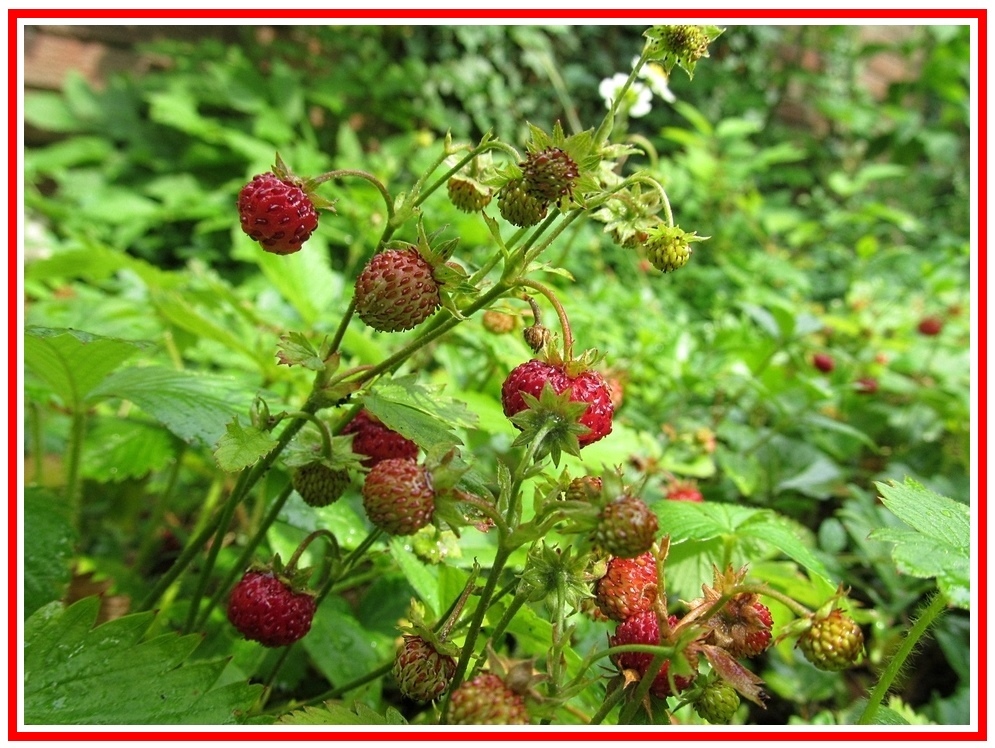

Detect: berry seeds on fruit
237,172,319,255
227,570,316,647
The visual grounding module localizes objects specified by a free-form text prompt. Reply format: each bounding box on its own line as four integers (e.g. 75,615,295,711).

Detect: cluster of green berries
498,147,580,228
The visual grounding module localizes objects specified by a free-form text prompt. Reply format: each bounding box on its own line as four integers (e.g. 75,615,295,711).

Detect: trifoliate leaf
24,598,262,724
214,416,277,472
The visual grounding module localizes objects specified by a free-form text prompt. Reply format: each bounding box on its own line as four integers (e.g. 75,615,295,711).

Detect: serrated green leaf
276,332,325,370
82,418,176,481
89,366,251,447
24,327,153,410
389,536,440,615
870,479,970,608
24,598,262,724
214,416,278,472
279,701,407,725
24,488,76,620
363,375,478,457
301,596,393,688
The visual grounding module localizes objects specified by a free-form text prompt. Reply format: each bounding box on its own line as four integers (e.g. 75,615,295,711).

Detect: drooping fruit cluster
362,458,435,536
665,478,704,503
391,634,457,703
797,609,864,671
447,175,492,213
354,247,442,332
291,462,350,508
447,672,530,725
227,570,316,648
500,359,614,447
341,409,418,468
813,353,836,373
497,177,549,228
593,494,658,558
692,679,741,724
594,552,658,622
237,173,319,255
520,147,580,203
609,610,695,698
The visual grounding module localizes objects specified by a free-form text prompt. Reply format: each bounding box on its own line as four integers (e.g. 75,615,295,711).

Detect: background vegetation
22,24,972,727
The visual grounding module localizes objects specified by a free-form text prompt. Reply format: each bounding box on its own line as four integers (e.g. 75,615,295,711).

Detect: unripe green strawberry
643,225,702,273
693,679,740,723
798,609,864,671
565,475,603,503
354,247,441,332
291,462,350,508
593,495,658,558
447,175,492,213
392,634,457,703
594,552,658,622
447,672,530,725
498,177,548,228
362,458,435,536
520,147,579,203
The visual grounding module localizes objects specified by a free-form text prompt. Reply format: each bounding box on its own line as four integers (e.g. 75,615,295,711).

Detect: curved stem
857,593,947,725
519,278,574,362
588,683,626,725
312,169,394,225
327,297,357,357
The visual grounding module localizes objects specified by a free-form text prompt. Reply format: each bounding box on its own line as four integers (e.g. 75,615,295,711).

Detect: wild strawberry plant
22,24,972,728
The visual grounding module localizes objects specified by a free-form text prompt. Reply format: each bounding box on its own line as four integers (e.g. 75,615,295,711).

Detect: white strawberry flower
598,72,653,118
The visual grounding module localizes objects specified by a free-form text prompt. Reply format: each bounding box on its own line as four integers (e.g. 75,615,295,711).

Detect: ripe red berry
709,600,773,659
354,247,442,333
610,611,695,698
227,570,316,647
362,458,435,536
855,376,879,395
917,316,944,336
594,552,658,622
501,359,614,447
665,478,704,503
341,410,418,468
447,672,530,725
813,353,835,373
237,173,318,255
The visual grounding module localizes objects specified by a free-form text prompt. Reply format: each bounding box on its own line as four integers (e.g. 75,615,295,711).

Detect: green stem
327,297,357,357
519,278,574,362
439,544,513,723
29,401,44,485
589,683,626,725
195,483,295,630
312,169,394,225
857,593,947,725
64,410,87,530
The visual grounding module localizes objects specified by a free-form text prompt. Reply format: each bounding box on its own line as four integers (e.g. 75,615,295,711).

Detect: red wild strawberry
354,247,442,333
362,458,435,536
917,316,944,336
708,600,773,659
501,359,614,447
813,353,835,373
237,173,319,255
593,495,658,558
447,672,530,725
227,570,316,647
594,552,658,622
855,376,879,395
665,478,704,503
341,409,418,468
392,634,457,703
610,610,696,698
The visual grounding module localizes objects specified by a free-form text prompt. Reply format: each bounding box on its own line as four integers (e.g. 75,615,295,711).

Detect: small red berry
227,570,316,647
665,478,704,503
501,359,614,447
855,376,879,395
354,247,442,333
392,634,457,703
917,316,944,336
610,611,695,698
594,552,658,622
237,173,318,255
341,410,418,468
362,458,435,536
813,353,835,373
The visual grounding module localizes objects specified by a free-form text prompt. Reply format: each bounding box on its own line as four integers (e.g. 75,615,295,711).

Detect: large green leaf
279,702,407,725
869,478,970,608
88,366,250,448
24,598,261,724
301,596,392,688
81,418,177,482
24,327,152,410
23,488,76,620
